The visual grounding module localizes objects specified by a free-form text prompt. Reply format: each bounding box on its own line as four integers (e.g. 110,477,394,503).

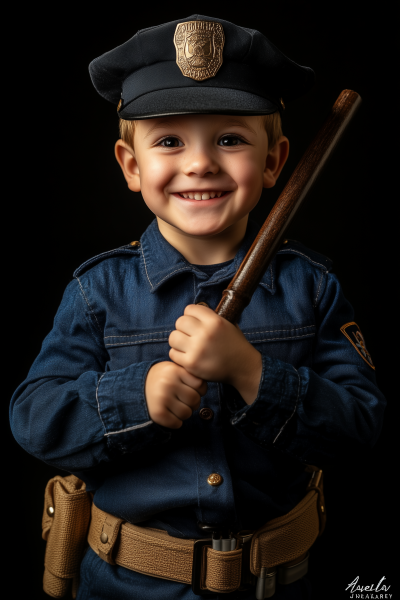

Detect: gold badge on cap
174,21,225,82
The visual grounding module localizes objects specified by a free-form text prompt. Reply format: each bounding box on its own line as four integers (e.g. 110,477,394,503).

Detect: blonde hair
119,111,283,150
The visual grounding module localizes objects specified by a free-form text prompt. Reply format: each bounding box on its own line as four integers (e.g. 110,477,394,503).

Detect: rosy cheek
144,157,175,192
233,157,261,191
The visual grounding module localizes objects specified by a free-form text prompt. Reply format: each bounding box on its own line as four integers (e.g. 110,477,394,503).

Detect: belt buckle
191,538,214,596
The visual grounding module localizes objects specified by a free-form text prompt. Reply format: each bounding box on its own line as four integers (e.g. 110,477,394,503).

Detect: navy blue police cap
89,14,315,120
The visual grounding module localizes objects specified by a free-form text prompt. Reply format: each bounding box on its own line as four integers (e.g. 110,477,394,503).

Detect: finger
178,372,206,405
167,398,195,421
175,387,202,411
169,347,186,368
156,408,184,430
148,401,186,430
198,380,208,397
169,330,190,352
174,364,201,386
183,304,213,320
175,315,200,336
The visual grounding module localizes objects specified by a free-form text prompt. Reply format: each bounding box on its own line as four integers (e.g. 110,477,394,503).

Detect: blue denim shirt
10,218,385,539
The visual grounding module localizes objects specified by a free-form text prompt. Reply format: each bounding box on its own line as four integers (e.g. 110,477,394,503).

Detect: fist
168,304,262,405
145,361,207,429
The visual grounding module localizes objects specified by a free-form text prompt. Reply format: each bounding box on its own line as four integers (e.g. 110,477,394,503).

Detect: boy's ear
114,140,141,192
263,136,290,189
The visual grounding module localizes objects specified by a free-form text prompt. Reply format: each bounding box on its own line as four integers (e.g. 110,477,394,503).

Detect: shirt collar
140,218,276,295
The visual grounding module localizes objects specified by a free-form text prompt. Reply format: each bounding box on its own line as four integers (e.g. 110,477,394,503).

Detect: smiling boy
116,114,289,413
10,14,385,600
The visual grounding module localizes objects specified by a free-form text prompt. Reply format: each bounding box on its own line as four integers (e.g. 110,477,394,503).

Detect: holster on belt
42,475,91,598
41,467,325,598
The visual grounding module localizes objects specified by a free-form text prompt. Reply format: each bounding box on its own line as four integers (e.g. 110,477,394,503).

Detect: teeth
179,191,225,199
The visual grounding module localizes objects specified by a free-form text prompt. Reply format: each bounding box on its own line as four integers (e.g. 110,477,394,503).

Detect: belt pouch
42,475,91,598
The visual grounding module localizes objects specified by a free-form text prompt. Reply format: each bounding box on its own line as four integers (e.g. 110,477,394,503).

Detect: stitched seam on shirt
141,246,153,288
314,270,326,307
106,326,314,338
273,368,301,444
104,331,171,339
193,273,196,301
105,338,169,347
73,247,137,276
105,329,314,348
251,333,315,342
104,420,153,436
233,413,246,424
76,276,102,333
270,263,274,289
96,373,107,435
246,326,315,335
155,267,193,286
277,249,327,270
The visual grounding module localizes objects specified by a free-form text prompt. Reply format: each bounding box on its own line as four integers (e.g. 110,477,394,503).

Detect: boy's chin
158,215,235,239
174,221,234,239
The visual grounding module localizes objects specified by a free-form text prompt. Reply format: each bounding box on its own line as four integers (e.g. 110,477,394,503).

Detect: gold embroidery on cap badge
174,21,225,82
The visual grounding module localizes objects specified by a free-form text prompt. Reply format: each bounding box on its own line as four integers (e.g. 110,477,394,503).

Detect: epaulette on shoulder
276,239,333,272
73,242,141,278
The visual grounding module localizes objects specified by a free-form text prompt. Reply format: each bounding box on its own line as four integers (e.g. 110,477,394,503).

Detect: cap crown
89,15,315,117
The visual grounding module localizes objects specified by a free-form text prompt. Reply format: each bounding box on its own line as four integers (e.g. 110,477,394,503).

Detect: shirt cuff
224,352,301,448
96,360,171,452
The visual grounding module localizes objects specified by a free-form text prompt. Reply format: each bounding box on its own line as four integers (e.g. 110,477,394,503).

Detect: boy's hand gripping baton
215,89,362,323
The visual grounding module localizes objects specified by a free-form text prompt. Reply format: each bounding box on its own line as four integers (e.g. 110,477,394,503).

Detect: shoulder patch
340,322,375,369
73,244,140,278
277,240,333,272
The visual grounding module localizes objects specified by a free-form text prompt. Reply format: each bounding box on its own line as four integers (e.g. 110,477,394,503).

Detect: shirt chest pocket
104,328,174,371
243,324,316,368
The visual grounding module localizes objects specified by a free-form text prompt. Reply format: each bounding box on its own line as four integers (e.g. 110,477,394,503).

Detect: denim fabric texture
10,218,385,599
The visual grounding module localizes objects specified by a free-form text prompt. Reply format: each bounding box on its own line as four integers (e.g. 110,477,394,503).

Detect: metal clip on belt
193,524,252,595
255,554,309,599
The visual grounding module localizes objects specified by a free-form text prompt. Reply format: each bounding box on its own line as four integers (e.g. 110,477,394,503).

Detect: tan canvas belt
87,469,326,597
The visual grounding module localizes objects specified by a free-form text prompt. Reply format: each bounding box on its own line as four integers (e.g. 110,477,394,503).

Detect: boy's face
116,113,288,256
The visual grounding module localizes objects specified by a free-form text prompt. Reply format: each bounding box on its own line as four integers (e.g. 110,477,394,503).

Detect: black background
5,1,396,598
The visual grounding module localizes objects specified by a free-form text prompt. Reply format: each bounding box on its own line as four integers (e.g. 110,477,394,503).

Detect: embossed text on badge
174,21,225,82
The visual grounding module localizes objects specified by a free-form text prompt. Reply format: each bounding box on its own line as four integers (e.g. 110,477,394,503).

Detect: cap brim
118,87,280,120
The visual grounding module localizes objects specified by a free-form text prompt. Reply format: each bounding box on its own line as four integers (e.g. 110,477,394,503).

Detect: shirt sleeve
9,279,170,473
224,272,386,466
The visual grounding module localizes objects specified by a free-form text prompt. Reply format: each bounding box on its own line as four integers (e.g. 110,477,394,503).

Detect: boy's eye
218,135,246,147
159,137,183,148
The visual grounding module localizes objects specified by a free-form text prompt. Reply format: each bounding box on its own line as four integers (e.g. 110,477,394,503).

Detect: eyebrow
143,119,184,139
220,118,257,135
142,116,258,139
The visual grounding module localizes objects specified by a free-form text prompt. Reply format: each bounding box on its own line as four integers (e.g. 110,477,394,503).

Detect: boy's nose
182,148,220,177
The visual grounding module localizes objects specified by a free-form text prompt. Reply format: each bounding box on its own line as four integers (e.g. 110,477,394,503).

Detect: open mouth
176,191,229,200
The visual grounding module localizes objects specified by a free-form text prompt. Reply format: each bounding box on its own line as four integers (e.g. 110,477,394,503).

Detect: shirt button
199,407,214,421
207,473,223,486
196,302,209,307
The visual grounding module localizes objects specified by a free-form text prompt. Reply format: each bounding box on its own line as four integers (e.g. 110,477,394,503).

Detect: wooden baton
215,89,362,323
